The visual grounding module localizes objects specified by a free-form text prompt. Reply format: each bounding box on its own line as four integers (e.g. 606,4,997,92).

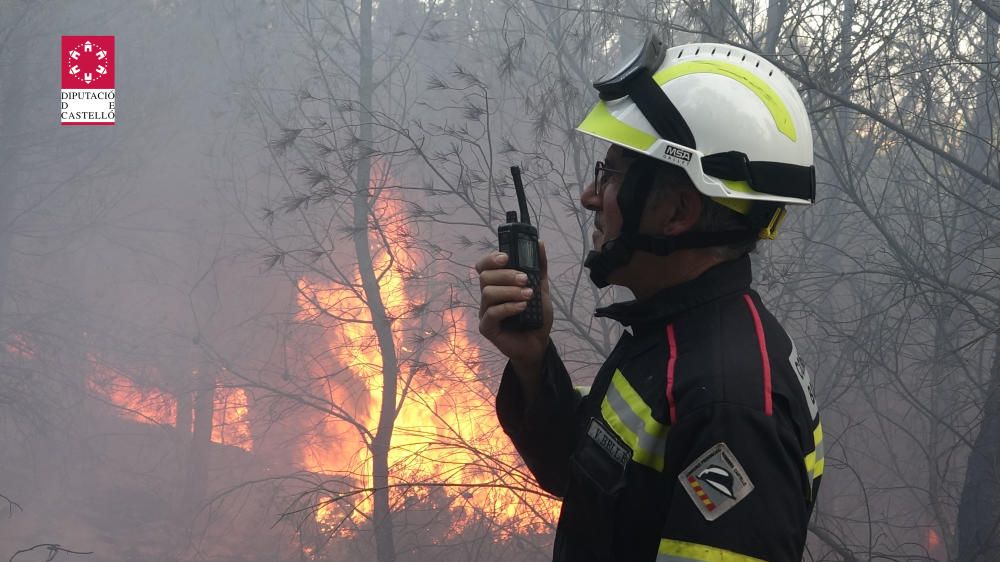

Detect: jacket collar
594,255,752,331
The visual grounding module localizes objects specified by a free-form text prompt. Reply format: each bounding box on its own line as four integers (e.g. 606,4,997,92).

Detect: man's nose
580,180,601,212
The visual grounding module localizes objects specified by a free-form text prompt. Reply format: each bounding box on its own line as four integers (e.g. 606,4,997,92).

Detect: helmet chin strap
584,156,755,289
584,230,755,288
584,155,657,288
584,238,634,289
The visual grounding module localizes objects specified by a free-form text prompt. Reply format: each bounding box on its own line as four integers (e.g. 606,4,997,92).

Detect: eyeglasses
594,161,626,197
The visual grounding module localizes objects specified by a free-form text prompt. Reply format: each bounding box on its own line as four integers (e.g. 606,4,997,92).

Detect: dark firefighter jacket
496,256,822,562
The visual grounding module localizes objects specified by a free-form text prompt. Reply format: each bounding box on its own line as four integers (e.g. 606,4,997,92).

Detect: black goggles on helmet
594,35,667,101
592,34,697,149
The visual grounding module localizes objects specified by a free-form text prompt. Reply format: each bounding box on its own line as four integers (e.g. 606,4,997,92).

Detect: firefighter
476,37,822,561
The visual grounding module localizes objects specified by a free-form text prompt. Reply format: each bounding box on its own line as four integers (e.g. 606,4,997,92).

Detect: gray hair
648,160,758,260
694,195,758,260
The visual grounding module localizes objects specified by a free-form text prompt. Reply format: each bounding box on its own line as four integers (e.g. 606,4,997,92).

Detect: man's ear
662,188,703,236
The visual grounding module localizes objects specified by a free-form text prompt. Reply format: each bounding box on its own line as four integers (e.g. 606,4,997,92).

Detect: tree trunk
956,8,1000,558
176,383,193,438
762,0,787,54
354,0,397,560
957,335,1000,561
0,44,25,325
700,0,731,40
185,364,215,513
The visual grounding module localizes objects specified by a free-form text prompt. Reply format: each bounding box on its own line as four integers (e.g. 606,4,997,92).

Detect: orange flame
295,179,558,539
4,332,36,360
213,387,253,450
88,356,176,426
88,355,252,451
927,527,945,558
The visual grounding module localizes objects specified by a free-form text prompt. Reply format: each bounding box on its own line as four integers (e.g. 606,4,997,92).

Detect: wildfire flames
88,358,176,425
212,384,253,449
88,355,252,451
21,165,558,553
295,188,559,539
3,332,35,360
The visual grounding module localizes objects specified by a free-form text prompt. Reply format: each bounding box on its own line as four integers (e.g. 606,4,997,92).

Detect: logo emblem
680,443,753,520
663,145,693,165
65,39,112,85
697,465,735,498
61,36,116,126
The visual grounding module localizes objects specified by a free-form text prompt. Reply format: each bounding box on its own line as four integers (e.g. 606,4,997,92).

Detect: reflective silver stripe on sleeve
599,369,668,471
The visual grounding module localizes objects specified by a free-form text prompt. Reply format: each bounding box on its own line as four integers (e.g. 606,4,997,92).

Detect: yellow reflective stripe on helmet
712,181,754,215
576,101,658,152
653,60,797,142
657,539,766,561
712,182,787,239
599,369,668,471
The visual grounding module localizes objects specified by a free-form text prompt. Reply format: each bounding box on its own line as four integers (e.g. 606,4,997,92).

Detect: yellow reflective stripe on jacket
599,369,668,471
804,420,825,484
657,539,766,561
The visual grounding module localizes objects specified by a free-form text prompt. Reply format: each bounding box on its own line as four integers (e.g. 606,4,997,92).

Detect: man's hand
475,242,553,379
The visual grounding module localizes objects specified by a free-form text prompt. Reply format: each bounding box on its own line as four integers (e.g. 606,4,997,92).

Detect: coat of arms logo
61,36,116,126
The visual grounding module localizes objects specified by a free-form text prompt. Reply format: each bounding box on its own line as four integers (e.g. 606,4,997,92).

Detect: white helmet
577,37,815,240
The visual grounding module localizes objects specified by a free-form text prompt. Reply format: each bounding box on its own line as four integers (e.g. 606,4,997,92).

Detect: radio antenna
510,166,531,225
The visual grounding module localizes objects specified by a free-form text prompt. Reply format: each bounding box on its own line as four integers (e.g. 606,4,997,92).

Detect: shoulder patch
789,340,819,419
679,443,754,521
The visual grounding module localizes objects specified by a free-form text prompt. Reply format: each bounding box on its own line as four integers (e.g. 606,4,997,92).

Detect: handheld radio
498,166,543,331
